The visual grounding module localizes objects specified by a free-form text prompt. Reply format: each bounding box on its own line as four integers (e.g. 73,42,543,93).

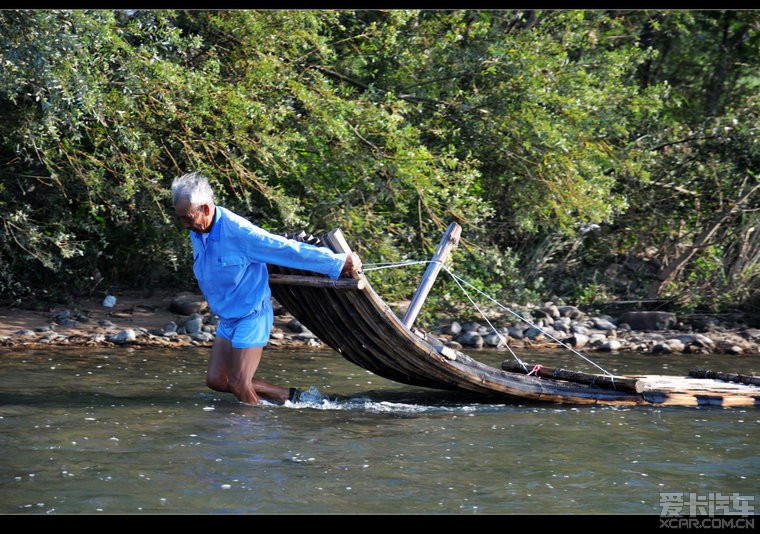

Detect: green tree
1,9,757,320
321,10,670,305
597,10,760,311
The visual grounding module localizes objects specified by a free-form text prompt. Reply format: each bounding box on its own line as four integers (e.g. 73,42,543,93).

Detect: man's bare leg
206,337,289,404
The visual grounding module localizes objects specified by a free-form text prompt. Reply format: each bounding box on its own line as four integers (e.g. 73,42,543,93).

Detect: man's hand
340,251,363,278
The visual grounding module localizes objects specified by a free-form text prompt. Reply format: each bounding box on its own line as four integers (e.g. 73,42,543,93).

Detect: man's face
175,200,211,233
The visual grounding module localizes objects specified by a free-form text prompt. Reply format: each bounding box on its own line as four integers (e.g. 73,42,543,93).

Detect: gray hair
171,171,215,208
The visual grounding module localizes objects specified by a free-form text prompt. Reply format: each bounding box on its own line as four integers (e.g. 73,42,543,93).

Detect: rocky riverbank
1,290,759,356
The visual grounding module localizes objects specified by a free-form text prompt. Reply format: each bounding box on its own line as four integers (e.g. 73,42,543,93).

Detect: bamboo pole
501,361,641,394
268,274,364,290
402,222,462,329
322,228,362,281
688,368,760,386
323,228,352,254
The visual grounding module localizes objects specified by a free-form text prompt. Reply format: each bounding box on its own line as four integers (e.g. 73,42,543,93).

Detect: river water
0,345,758,518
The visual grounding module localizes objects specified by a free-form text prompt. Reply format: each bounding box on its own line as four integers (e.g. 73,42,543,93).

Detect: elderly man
172,171,362,405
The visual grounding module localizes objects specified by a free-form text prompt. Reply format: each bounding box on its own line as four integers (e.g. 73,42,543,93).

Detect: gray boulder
169,294,208,315
618,311,677,331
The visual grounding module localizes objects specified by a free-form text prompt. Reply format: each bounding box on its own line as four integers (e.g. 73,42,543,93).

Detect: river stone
190,331,214,342
675,333,715,347
16,329,36,336
183,317,203,334
598,339,622,352
739,328,760,340
534,304,560,319
169,294,207,315
523,326,546,340
571,324,590,335
108,329,136,344
50,309,70,321
484,332,507,348
296,330,317,340
443,321,462,336
618,311,677,331
665,338,687,352
457,331,484,348
593,318,618,331
164,321,178,332
557,305,583,319
287,318,305,333
460,322,482,333
569,333,589,349
507,325,526,339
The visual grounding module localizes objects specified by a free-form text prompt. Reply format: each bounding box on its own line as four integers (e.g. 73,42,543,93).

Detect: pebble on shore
2,296,759,356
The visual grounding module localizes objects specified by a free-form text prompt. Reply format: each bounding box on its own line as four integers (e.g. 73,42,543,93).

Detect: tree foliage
0,9,757,320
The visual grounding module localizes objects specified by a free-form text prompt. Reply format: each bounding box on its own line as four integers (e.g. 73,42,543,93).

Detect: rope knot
527,364,543,377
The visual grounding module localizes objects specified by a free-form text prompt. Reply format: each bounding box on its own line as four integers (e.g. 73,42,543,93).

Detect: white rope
362,260,430,272
442,265,526,368
441,266,611,376
364,260,614,377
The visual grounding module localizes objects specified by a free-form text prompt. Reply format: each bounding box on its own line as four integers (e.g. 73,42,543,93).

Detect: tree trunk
645,182,760,299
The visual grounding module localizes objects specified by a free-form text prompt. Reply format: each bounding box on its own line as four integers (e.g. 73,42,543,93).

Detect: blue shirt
189,206,347,320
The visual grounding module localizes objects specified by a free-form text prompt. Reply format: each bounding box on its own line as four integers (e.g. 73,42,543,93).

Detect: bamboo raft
268,224,760,408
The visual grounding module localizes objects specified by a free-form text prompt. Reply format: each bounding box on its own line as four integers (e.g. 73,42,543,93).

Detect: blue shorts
216,299,274,348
